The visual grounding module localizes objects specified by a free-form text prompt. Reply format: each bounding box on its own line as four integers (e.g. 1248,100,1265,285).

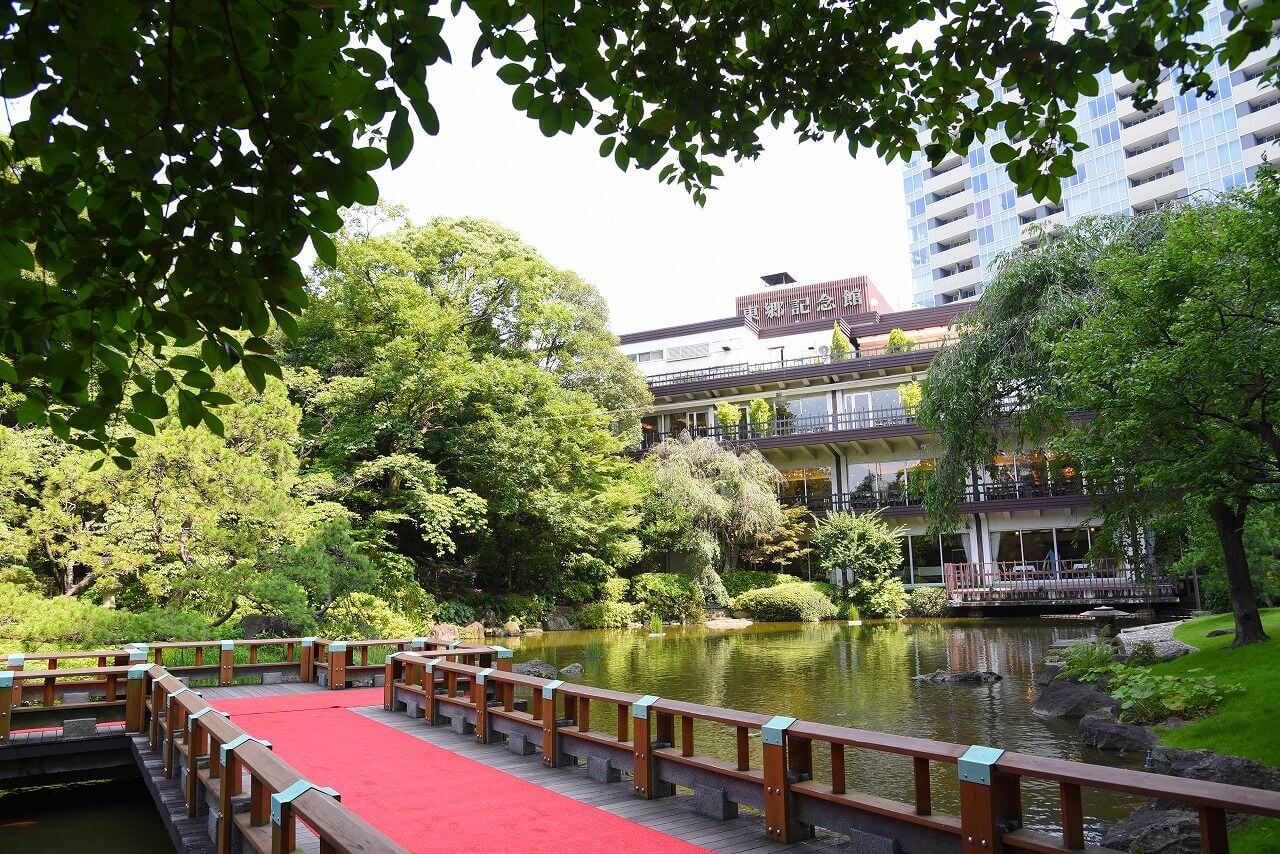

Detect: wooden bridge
3,636,1279,853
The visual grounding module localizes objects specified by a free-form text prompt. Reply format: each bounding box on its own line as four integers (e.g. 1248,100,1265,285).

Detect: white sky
375,18,913,334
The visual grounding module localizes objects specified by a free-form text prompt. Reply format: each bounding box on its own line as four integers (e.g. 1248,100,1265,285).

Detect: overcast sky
375,18,913,335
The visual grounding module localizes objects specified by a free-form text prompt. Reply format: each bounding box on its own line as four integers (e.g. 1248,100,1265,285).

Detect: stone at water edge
704,617,752,629
460,621,485,639
428,622,461,643
501,619,522,637
1078,708,1158,753
542,610,576,632
1102,804,1214,854
1032,676,1118,719
1037,661,1063,686
511,659,558,679
913,669,1002,684
560,663,584,678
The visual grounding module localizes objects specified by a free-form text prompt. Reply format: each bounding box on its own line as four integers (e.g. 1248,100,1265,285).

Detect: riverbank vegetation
921,170,1280,645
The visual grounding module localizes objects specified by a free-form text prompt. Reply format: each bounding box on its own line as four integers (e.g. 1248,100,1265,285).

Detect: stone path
1116,620,1196,659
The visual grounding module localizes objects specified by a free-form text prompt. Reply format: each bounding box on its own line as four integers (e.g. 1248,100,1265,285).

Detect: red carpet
212,690,706,853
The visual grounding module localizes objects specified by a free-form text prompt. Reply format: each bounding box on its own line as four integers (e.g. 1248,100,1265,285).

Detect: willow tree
919,171,1280,645
2,1,1278,454
638,436,785,606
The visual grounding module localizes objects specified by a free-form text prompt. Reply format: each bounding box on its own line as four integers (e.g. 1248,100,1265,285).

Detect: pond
0,777,174,853
504,618,1145,842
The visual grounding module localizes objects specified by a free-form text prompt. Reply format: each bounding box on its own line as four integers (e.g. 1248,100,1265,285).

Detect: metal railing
944,559,1179,604
783,478,1086,515
645,340,945,389
641,406,917,451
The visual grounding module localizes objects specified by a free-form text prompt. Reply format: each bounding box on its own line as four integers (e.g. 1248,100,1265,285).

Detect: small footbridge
2,637,1276,853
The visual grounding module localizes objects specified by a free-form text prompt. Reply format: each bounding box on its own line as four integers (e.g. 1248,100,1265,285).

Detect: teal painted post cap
632,695,660,719
187,707,227,730
0,672,12,688
958,745,1006,786
128,643,149,652
220,641,235,651
6,653,22,666
220,734,271,764
410,637,428,649
271,780,339,825
424,657,443,672
541,679,565,700
761,715,798,746
475,667,495,685
489,645,513,659
167,685,191,700
301,637,315,647
128,664,148,680
128,649,147,662
329,641,348,653
385,653,396,664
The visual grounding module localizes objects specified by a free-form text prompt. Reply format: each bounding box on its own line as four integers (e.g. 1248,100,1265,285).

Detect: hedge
731,582,838,622
905,586,949,617
628,573,705,621
574,601,638,629
721,570,793,598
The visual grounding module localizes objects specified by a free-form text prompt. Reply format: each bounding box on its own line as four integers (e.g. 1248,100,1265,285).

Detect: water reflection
507,619,1145,841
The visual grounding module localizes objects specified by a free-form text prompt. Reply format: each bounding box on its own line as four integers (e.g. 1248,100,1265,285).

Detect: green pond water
503,618,1146,843
0,777,173,852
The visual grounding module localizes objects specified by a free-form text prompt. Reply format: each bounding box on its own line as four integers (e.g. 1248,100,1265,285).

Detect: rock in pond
559,663,584,678
428,623,460,643
1102,803,1210,854
512,659,558,679
913,669,1002,684
1078,708,1157,753
704,617,752,629
1037,661,1063,686
1032,677,1117,719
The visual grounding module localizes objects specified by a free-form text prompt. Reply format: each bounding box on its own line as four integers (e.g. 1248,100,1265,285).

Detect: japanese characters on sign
736,280,868,329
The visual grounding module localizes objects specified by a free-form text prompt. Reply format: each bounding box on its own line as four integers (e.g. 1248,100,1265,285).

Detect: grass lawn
1151,608,1280,853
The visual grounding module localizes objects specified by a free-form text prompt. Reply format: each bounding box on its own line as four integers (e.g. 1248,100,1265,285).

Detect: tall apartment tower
903,13,1279,307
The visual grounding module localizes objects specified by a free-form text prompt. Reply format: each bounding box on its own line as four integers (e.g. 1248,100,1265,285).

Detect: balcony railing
640,406,917,451
644,340,945,390
944,559,1178,604
783,478,1086,514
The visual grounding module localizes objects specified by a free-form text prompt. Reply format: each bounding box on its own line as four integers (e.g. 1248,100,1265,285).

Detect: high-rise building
903,17,1279,307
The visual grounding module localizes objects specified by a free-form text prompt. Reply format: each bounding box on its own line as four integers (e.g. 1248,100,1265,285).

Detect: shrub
885,327,915,353
434,599,477,626
574,601,638,629
811,511,905,584
500,593,550,626
849,576,909,618
696,567,732,609
561,581,597,606
628,573,704,621
0,582,209,649
732,582,837,622
805,580,840,600
722,570,792,598
837,600,861,620
1058,641,1117,681
1107,664,1240,725
322,593,423,639
1127,640,1159,666
601,577,630,603
905,586,949,617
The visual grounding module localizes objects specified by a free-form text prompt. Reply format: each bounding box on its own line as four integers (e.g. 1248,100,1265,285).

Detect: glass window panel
897,537,911,583
911,535,944,583
847,463,879,501
1021,529,1055,564
871,387,901,412
941,533,971,565
986,454,1018,499
1055,528,1091,562
994,531,1023,563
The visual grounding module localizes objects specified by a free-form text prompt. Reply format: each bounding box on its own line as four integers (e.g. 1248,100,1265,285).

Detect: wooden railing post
492,645,513,671
125,664,147,732
218,735,271,854
631,695,660,799
762,715,805,843
6,653,22,708
541,680,565,767
164,686,193,778
150,680,170,751
383,654,399,711
423,657,441,724
958,746,1022,854
0,672,13,746
271,780,339,854
299,637,315,683
474,667,494,743
219,640,235,686
185,707,226,816
328,641,348,690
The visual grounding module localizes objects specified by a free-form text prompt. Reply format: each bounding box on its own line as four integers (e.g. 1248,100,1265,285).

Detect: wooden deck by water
201,683,847,854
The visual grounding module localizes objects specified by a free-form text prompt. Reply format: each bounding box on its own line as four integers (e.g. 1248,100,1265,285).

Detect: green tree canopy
919,170,1280,644
811,510,906,584
2,1,1277,451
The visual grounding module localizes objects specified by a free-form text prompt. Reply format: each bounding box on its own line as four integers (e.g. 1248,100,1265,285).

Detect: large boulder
1156,748,1280,793
502,619,522,637
560,663,584,678
428,623,460,643
914,669,1002,684
238,614,301,639
1079,708,1157,753
543,610,576,632
1037,661,1064,686
1102,804,1206,853
1033,677,1117,719
512,659,558,679
1205,628,1234,638
459,621,485,640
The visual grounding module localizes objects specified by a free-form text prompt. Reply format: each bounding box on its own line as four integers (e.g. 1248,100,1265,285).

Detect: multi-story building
620,274,1178,609
903,19,1279,307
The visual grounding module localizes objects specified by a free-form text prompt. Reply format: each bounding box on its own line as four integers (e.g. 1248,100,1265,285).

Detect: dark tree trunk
1207,499,1269,646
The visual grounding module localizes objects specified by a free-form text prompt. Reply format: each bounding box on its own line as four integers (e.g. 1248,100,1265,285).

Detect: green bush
732,582,837,622
1127,640,1159,666
848,576,908,618
811,510,905,584
722,570,792,598
1107,664,1240,725
837,600,861,620
500,593,550,626
574,601,638,629
1058,641,1117,681
0,582,210,650
697,567,732,609
629,573,704,621
322,593,424,639
805,580,840,600
905,586,949,617
560,581,597,606
601,576,630,603
434,599,476,626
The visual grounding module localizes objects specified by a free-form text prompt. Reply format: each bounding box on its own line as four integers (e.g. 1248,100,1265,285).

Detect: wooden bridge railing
388,653,1280,854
